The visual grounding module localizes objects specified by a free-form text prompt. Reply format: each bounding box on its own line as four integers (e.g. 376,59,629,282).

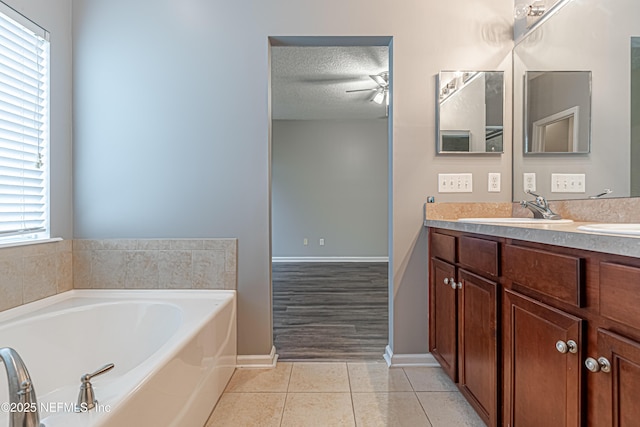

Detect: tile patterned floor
205,362,486,427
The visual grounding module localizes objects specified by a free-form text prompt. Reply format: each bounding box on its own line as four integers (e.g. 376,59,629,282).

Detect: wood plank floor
272,262,388,361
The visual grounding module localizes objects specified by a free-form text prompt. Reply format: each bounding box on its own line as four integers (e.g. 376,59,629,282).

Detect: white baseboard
236,346,279,369
272,256,389,263
383,345,440,368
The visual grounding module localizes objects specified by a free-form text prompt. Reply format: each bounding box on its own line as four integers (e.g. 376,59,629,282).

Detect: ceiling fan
346,72,389,105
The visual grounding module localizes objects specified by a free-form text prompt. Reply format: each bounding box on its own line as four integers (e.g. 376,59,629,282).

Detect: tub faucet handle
76,363,115,412
83,363,115,382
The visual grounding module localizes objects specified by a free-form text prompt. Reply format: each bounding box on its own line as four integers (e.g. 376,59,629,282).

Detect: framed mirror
436,71,504,154
524,71,591,154
513,0,640,201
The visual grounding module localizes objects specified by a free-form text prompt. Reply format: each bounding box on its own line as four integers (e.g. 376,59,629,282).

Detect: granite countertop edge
424,219,640,259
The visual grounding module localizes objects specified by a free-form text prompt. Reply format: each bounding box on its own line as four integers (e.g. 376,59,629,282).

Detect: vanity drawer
504,244,584,307
459,236,499,278
600,262,640,329
431,231,456,263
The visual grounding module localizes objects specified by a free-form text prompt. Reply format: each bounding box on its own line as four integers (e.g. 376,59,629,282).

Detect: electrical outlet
523,173,536,192
438,173,473,193
319,238,325,246
303,238,308,246
488,173,501,192
551,173,586,193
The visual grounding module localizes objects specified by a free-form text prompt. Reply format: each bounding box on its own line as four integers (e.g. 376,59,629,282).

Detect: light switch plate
551,173,586,193
438,173,473,193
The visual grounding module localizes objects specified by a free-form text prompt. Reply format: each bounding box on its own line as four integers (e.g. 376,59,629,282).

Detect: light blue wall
72,0,513,356
272,119,388,258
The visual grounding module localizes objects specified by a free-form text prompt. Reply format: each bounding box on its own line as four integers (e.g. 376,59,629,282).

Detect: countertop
424,218,640,259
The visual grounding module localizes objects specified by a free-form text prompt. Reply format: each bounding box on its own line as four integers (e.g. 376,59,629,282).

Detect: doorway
269,37,392,360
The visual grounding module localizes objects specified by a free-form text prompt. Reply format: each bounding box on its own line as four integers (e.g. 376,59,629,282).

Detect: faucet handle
76,363,115,412
81,363,114,383
524,189,549,207
524,189,542,199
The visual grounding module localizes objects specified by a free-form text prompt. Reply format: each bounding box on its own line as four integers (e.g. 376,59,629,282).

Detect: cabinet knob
443,277,461,290
443,277,456,287
585,356,611,373
555,340,578,354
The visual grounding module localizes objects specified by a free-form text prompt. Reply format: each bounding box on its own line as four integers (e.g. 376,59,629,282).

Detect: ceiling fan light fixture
369,72,389,87
371,88,385,104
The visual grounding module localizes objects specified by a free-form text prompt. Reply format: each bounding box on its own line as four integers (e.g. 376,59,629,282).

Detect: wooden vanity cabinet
457,268,498,427
430,257,458,380
593,328,640,426
502,243,587,427
429,230,499,427
503,288,584,427
590,260,640,427
429,227,640,426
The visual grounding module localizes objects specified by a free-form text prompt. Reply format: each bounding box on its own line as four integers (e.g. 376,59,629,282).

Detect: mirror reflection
437,71,504,154
525,71,591,154
513,0,640,201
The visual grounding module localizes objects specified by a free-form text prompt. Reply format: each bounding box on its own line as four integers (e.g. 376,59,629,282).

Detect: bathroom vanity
427,220,640,427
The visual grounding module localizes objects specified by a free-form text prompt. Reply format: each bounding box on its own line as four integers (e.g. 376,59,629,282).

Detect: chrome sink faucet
521,189,562,220
0,347,43,427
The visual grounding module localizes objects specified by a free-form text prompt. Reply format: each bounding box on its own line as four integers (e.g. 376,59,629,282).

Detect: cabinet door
504,289,583,427
430,257,457,381
594,329,640,427
458,269,498,427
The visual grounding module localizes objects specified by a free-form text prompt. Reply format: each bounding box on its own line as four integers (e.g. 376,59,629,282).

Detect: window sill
0,237,63,250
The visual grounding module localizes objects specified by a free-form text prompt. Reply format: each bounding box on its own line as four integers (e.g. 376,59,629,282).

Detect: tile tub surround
73,239,237,290
0,239,72,312
206,362,485,427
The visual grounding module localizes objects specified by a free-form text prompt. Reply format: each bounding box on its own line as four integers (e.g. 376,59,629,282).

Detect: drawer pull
585,356,611,373
555,340,578,354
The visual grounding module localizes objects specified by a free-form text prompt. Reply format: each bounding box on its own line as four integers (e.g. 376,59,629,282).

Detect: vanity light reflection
436,71,505,154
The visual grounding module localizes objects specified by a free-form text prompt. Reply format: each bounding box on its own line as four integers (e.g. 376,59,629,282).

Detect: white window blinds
0,5,49,240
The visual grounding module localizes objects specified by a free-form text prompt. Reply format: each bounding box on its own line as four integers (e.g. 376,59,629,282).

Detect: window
0,5,49,243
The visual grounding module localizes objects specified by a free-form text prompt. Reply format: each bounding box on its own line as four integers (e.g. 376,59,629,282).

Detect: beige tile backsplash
0,240,73,312
0,238,237,314
425,198,640,223
73,239,237,290
425,202,513,220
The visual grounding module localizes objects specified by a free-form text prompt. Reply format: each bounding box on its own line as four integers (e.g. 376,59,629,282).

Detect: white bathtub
0,290,236,427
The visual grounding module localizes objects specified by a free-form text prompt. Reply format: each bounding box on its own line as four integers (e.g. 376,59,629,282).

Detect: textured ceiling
271,46,389,120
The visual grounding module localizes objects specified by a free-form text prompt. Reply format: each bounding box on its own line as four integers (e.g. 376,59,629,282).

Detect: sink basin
577,223,640,236
458,217,574,224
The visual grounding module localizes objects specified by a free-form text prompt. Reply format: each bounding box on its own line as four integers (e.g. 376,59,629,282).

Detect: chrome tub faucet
0,347,43,427
520,189,562,220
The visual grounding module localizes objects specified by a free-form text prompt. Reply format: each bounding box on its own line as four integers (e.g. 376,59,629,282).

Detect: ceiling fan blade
346,88,377,93
369,72,389,87
370,88,385,104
